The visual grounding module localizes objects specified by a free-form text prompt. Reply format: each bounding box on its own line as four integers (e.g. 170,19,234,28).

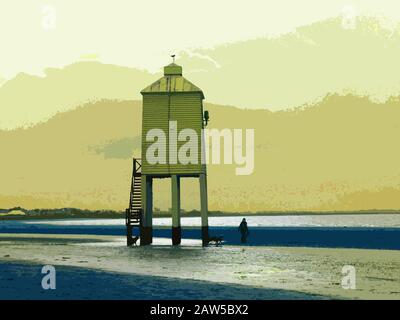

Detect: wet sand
0,262,324,300
1,233,399,299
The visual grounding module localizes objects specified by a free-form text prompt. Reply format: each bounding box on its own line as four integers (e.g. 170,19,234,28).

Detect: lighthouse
126,61,209,246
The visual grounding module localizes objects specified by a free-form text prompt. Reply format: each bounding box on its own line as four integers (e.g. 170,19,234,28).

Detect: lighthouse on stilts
126,58,210,246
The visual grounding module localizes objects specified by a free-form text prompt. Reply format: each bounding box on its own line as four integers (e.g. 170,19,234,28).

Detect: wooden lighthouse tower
126,60,209,246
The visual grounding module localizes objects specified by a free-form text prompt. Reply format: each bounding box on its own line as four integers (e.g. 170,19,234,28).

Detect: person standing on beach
238,218,249,244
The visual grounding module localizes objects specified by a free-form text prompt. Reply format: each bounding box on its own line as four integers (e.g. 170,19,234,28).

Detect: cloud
2,0,400,78
181,50,221,69
79,53,100,61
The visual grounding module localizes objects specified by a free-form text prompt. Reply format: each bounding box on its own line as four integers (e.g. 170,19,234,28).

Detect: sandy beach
1,233,399,300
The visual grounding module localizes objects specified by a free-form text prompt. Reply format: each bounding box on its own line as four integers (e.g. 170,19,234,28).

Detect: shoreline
2,210,400,221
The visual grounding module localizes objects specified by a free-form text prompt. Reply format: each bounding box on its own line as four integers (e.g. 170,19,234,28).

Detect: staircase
126,158,142,246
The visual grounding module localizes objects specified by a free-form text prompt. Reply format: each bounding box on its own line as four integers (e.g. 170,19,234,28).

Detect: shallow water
14,213,400,228
2,214,400,250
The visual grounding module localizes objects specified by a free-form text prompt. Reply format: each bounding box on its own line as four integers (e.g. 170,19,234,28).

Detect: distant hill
0,62,155,129
1,94,400,212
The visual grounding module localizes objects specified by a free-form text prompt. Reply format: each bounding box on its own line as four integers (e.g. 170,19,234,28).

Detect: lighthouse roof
141,63,204,99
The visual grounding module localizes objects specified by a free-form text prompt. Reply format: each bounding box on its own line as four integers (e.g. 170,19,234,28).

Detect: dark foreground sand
0,262,322,300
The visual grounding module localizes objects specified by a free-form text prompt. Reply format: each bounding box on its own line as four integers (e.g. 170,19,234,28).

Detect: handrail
133,158,142,177
126,158,142,245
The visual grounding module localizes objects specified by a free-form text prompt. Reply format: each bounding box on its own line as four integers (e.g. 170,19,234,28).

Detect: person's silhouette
238,218,249,244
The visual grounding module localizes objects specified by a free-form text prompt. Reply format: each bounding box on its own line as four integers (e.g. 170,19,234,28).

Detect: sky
1,0,400,79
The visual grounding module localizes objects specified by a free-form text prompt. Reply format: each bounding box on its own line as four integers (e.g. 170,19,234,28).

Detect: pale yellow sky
1,0,400,79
